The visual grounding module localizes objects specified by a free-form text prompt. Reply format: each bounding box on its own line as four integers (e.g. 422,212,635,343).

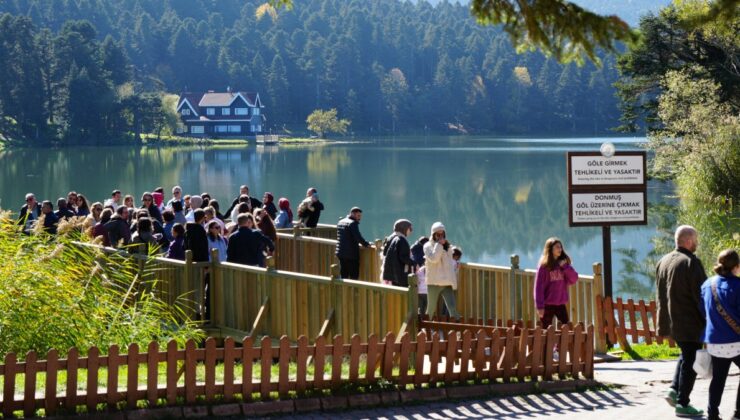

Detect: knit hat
393,219,412,234
430,222,445,236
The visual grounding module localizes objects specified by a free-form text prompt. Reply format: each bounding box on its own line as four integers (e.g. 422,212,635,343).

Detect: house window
235,108,248,115
228,125,241,133
181,108,190,116
207,108,215,115
254,125,262,132
190,125,204,134
215,125,228,133
222,108,230,116
252,107,260,116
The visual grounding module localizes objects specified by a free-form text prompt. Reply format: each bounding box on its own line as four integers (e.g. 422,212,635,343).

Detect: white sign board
571,192,646,225
569,155,645,186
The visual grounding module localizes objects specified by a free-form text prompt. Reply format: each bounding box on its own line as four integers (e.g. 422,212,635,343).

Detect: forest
0,0,624,144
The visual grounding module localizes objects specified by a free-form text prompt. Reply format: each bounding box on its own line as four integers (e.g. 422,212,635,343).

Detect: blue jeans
672,341,702,406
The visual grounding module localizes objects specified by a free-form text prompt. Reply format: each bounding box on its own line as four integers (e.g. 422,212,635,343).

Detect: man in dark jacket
381,219,415,287
18,193,40,234
184,209,209,262
227,213,275,267
303,188,324,228
40,200,58,234
335,207,370,279
54,198,75,220
656,225,707,417
225,185,262,216
105,206,131,247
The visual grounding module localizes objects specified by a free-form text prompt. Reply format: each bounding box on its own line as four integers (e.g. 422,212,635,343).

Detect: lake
0,136,672,298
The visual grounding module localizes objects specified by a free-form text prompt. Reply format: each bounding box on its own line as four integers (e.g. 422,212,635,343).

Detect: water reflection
0,137,671,297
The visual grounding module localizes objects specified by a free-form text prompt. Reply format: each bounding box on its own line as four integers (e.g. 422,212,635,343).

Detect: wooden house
176,90,265,136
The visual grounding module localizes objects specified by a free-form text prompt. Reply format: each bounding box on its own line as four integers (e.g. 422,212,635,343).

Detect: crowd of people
16,185,326,268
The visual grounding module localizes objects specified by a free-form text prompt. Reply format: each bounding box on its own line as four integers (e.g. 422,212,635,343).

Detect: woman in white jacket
423,222,461,318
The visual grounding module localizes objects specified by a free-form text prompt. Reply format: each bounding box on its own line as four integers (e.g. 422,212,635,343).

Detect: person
75,194,91,217
206,220,228,262
299,187,324,228
66,191,78,215
417,265,428,315
91,208,113,246
657,225,707,417
40,200,59,234
229,195,252,222
255,208,278,244
381,219,415,287
152,191,165,213
140,192,163,224
275,197,293,229
263,192,278,220
335,207,370,279
200,192,211,208
104,190,121,211
225,185,262,216
83,202,104,235
226,213,275,267
203,206,225,235
55,198,75,220
166,223,186,260
700,249,740,420
534,237,578,329
171,200,187,225
167,185,184,210
105,206,132,248
209,199,225,221
423,222,460,318
410,236,429,269
185,196,203,223
17,193,40,234
184,194,191,211
184,209,209,262
131,217,159,253
162,210,176,244
123,194,134,209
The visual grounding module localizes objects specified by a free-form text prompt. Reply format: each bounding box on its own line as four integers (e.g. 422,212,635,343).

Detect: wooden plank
185,340,196,404
45,349,59,416
349,335,361,383
558,325,570,379
383,333,395,380
250,296,270,336
639,300,652,344
3,352,17,417
584,325,595,379
572,324,584,378
241,337,254,401
314,336,327,389
165,341,177,405
24,351,38,418
279,336,291,397
650,300,663,344
106,345,119,409
429,333,441,383
260,337,272,400
126,343,139,409
544,326,555,381
460,330,472,382
487,330,501,381
296,336,309,394
398,333,412,386
502,328,515,381
331,335,344,386
146,342,159,406
603,296,616,344
221,338,235,402
365,335,378,382
204,338,217,402
616,298,627,345
67,347,80,411
473,330,486,379
516,328,528,380
627,299,638,343
86,347,99,413
414,332,426,386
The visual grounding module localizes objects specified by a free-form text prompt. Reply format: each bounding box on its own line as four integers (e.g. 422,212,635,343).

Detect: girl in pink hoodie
534,237,579,328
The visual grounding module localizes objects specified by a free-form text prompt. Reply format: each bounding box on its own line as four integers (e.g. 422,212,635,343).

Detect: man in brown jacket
656,225,707,417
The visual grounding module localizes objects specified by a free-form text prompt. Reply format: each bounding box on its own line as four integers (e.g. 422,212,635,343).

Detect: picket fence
595,295,675,350
0,324,593,418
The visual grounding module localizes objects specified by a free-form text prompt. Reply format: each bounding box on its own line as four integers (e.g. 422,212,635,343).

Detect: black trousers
708,353,740,418
540,304,569,328
672,341,702,406
339,257,359,279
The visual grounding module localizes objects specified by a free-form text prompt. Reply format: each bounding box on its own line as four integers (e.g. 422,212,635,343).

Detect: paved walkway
267,360,740,419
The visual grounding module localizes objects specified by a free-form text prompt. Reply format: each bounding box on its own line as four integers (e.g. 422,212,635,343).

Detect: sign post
567,147,647,298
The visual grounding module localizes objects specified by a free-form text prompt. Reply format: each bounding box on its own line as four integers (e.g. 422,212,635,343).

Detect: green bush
0,212,203,359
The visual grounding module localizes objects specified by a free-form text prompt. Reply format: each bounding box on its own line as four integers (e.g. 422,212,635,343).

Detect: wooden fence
595,295,674,351
0,326,593,418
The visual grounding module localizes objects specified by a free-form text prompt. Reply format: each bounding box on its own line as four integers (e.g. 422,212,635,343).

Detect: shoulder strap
711,278,740,335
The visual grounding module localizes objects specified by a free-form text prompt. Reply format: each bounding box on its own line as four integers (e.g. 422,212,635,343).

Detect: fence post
330,264,341,337
183,250,198,320
592,262,607,353
510,254,521,321
407,273,419,337
373,238,383,282
210,248,220,327
292,225,300,271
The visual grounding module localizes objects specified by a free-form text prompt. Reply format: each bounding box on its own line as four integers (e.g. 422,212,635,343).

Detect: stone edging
52,379,600,419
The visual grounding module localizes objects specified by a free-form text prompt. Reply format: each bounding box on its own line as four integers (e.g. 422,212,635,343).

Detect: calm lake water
0,137,672,298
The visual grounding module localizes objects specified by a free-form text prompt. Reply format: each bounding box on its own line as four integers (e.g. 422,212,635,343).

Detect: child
296,195,315,227
166,223,185,260
534,237,578,329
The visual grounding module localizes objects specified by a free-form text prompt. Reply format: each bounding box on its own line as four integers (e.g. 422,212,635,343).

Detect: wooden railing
595,295,674,351
275,223,337,240
0,327,592,418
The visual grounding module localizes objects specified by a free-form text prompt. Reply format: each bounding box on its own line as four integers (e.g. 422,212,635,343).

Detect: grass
609,343,681,361
278,137,330,144
140,133,248,145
